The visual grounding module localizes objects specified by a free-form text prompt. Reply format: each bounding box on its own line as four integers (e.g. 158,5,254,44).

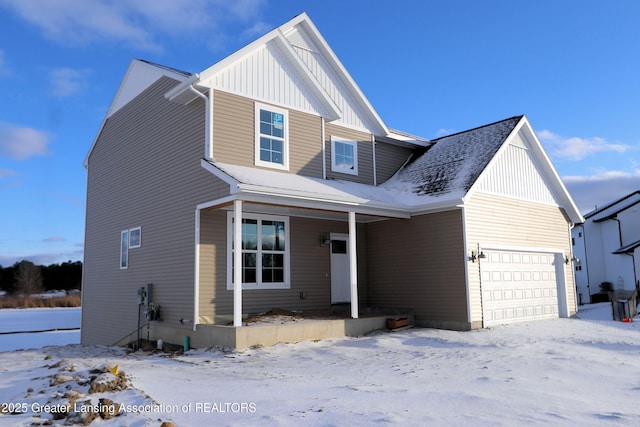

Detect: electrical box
137,283,153,306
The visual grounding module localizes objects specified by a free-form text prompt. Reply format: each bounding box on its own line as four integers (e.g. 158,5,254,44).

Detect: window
120,226,141,269
331,137,358,175
227,213,290,290
120,230,129,269
255,103,288,170
129,227,141,248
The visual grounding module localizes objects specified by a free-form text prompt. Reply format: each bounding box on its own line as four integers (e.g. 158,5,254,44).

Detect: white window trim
331,137,358,175
254,102,289,171
226,212,291,290
120,230,129,269
129,226,142,248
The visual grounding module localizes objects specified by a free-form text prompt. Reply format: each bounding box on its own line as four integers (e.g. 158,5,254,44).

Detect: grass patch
0,294,81,309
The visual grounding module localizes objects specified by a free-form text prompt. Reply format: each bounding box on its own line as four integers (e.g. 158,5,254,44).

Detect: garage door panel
482,249,560,327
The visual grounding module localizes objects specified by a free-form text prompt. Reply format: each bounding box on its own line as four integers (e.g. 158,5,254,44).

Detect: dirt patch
241,308,389,325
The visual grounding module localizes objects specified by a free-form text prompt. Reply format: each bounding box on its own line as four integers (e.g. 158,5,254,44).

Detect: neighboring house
572,191,640,304
82,13,583,348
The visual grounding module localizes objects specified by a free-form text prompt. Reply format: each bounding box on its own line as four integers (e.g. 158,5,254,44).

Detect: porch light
321,235,331,246
565,256,580,265
469,250,486,263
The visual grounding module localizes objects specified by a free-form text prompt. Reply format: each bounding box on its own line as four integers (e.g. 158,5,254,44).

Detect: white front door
330,233,350,303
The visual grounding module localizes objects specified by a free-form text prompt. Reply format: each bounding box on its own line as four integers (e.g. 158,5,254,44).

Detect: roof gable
388,116,521,200
165,13,394,136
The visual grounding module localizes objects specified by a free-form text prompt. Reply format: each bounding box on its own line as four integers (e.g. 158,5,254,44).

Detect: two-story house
572,191,640,304
82,13,583,349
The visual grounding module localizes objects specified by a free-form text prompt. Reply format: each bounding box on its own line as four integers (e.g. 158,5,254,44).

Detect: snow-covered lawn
0,307,80,352
1,303,639,426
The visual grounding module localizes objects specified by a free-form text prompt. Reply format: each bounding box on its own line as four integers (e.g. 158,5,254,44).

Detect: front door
330,233,350,303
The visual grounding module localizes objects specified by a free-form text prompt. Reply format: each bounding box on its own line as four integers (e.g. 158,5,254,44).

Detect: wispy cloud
0,49,9,77
538,129,631,161
563,169,640,214
1,0,267,52
0,168,17,178
435,128,455,138
43,236,67,243
0,122,50,160
49,67,90,98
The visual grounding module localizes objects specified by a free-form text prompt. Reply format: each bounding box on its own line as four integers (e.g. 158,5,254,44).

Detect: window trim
254,102,289,170
120,230,129,269
330,137,358,175
226,212,290,290
129,227,142,249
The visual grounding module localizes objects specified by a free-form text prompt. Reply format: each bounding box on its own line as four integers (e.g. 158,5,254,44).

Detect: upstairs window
331,137,358,175
255,103,288,170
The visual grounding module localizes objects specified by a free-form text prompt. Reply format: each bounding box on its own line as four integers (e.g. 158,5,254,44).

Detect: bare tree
13,261,43,295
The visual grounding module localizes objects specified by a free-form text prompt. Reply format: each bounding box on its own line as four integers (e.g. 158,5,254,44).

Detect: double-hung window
331,137,358,175
120,226,141,269
255,103,288,170
227,213,290,290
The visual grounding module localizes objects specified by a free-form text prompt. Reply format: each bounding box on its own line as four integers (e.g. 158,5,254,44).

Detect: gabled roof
201,115,583,224
387,116,522,200
165,12,417,141
586,191,640,222
84,59,191,167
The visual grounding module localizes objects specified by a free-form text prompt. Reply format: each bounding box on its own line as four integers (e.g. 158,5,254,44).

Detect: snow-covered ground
0,307,80,352
1,303,639,426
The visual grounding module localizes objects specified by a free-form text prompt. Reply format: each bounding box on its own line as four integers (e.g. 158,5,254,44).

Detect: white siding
475,135,559,206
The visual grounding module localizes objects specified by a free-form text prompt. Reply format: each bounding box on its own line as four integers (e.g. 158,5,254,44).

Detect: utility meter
137,287,147,305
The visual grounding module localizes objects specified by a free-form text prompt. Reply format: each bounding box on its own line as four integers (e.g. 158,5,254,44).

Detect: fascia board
200,159,240,193
519,117,583,224
410,199,465,217
285,15,389,135
236,189,411,219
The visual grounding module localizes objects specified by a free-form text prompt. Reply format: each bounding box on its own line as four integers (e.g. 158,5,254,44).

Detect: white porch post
348,211,359,319
233,200,243,327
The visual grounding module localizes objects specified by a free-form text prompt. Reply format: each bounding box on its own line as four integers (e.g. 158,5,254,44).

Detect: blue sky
0,0,638,266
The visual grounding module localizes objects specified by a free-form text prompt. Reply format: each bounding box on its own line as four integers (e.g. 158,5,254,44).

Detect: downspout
371,134,377,186
193,209,200,332
187,84,214,161
321,118,327,179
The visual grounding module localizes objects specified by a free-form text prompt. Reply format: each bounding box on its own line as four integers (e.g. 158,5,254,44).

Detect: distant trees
0,260,82,295
14,261,44,295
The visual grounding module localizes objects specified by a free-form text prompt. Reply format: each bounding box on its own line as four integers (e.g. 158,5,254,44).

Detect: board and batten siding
365,211,469,329
464,192,577,325
324,123,374,185
198,214,369,322
212,90,323,177
82,76,230,346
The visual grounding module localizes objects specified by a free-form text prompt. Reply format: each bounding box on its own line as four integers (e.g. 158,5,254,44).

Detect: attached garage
480,249,567,327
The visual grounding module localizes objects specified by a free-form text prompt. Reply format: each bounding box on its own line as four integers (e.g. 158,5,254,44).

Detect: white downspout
193,209,200,331
371,135,377,186
233,200,243,327
187,85,214,161
321,118,327,179
349,211,359,319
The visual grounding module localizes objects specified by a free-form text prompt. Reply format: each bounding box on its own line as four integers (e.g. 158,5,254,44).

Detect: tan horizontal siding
325,123,374,184
375,142,413,183
366,211,468,325
83,77,231,346
465,192,576,323
212,90,323,177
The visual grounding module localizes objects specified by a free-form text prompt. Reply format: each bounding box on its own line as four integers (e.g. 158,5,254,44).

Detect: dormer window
331,137,358,175
255,103,288,170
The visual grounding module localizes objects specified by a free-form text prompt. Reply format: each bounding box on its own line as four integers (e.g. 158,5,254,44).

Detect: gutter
186,84,214,161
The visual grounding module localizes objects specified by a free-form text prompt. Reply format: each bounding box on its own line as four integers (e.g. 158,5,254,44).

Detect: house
572,191,640,304
81,12,583,348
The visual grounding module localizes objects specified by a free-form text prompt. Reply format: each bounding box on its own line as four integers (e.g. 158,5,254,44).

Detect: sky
0,0,638,266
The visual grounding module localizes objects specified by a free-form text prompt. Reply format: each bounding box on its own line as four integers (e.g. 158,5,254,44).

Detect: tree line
0,260,82,296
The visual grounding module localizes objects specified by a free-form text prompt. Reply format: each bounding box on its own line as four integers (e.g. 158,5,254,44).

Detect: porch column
349,211,359,319
233,200,243,327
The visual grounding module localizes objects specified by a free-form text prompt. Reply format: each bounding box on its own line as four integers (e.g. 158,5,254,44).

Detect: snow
0,307,80,352
1,303,640,426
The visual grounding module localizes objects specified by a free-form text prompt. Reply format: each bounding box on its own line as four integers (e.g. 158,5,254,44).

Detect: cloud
563,169,640,214
0,168,17,178
538,129,631,161
1,0,267,52
43,236,67,243
0,122,50,159
435,128,455,138
49,67,90,98
0,49,9,77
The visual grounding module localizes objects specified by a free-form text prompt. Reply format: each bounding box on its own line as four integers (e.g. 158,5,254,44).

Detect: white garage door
481,250,560,327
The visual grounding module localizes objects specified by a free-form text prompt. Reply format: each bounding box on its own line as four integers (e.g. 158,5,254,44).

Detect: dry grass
0,294,81,309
